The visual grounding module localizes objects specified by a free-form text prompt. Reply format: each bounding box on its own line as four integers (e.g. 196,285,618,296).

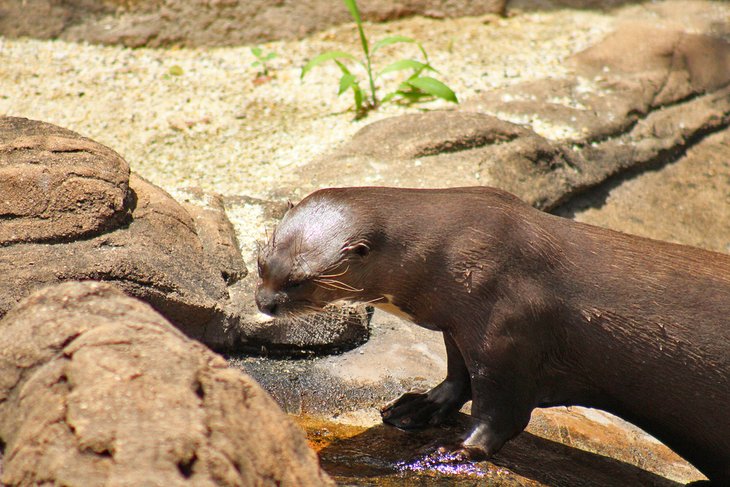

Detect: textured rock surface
0,281,333,486
0,170,229,339
0,0,506,48
0,116,131,244
303,111,576,209
177,187,248,286
556,124,730,255
0,118,227,345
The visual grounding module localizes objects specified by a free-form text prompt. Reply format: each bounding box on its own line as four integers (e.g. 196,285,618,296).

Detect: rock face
0,281,333,486
0,0,506,48
0,117,227,342
305,25,730,210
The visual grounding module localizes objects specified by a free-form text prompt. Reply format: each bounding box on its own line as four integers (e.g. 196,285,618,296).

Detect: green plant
251,46,277,77
301,0,458,118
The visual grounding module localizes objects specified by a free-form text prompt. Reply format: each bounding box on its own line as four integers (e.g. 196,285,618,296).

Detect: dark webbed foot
380,380,470,429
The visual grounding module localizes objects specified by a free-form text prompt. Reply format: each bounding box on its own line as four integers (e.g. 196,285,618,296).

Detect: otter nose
255,287,281,316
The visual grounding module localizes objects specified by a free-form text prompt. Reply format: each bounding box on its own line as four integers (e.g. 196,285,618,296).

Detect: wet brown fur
256,186,730,483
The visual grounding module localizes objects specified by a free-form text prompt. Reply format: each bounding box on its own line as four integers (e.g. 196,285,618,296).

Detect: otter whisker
312,281,335,292
319,259,350,277
360,296,386,305
312,279,350,292
319,264,351,279
312,278,363,293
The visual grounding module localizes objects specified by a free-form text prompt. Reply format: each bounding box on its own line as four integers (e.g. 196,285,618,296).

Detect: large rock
176,187,248,286
0,281,333,486
303,111,577,209
303,25,730,210
0,116,131,244
0,0,506,48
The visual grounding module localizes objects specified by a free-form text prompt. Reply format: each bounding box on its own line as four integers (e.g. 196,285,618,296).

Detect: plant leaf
338,73,358,95
264,53,277,61
251,47,262,58
381,91,397,103
372,35,416,53
378,59,435,77
353,84,364,111
301,51,359,78
404,76,458,103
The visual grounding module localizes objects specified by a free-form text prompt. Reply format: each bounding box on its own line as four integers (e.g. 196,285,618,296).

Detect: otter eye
346,242,370,258
355,245,369,257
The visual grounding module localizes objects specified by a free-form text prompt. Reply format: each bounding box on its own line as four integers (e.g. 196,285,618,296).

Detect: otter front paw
381,382,468,430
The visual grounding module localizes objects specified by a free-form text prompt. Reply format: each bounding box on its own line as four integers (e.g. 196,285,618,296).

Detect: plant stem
364,51,377,107
349,0,377,107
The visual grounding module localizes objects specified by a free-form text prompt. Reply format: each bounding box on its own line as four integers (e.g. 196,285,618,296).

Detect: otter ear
343,242,370,258
286,200,295,211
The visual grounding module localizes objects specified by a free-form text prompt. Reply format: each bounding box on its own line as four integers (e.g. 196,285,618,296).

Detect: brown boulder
177,187,248,286
573,25,730,106
463,25,730,144
0,117,231,342
299,111,579,209
0,116,131,244
0,281,332,486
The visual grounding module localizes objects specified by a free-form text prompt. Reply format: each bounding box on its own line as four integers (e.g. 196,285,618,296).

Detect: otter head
255,192,375,317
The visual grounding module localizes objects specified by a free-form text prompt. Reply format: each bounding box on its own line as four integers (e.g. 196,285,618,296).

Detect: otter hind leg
381,333,471,429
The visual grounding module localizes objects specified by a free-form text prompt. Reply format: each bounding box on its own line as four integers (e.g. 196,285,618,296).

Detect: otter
255,186,730,483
